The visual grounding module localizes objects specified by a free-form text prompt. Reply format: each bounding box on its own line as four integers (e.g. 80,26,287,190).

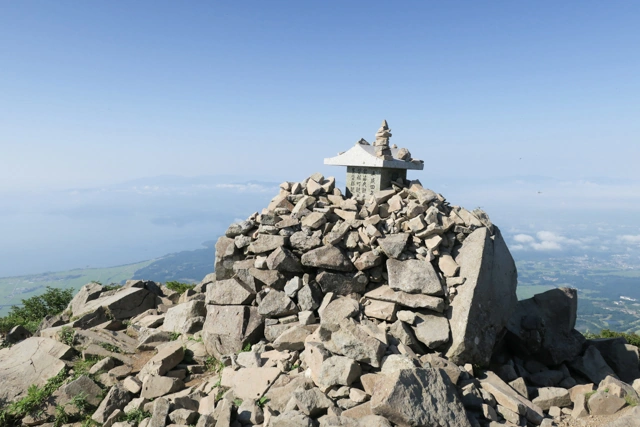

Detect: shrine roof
324,144,424,170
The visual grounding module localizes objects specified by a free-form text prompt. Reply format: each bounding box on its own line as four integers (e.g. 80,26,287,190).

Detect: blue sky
1,1,639,191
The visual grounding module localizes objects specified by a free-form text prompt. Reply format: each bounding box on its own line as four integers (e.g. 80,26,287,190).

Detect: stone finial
374,120,392,147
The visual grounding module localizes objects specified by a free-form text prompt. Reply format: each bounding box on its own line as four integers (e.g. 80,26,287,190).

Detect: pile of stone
1,176,640,427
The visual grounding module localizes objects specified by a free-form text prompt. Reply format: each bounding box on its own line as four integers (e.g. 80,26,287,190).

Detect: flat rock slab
370,367,471,427
221,367,281,400
0,337,73,404
202,305,264,359
301,245,355,272
76,287,157,320
479,371,544,425
365,285,444,312
386,259,443,296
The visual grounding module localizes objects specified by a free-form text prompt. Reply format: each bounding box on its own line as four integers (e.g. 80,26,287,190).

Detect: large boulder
75,287,157,320
589,337,640,384
202,305,264,359
162,300,207,334
445,227,518,365
0,337,73,405
67,282,103,316
506,287,585,366
370,367,471,427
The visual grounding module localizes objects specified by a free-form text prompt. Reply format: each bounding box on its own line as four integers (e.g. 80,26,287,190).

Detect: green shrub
0,286,74,334
58,326,75,347
583,329,640,348
165,281,196,294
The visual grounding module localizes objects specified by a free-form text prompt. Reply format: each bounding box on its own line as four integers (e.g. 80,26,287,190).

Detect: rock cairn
1,176,639,427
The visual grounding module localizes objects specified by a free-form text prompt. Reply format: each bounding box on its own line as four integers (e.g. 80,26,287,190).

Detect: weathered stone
389,320,424,353
320,297,360,329
301,245,355,272
297,281,324,311
588,391,626,415
258,290,298,317
446,227,517,366
139,341,185,379
249,267,286,290
365,285,444,312
272,325,314,351
290,231,323,252
601,406,640,427
169,408,198,425
267,246,304,273
77,287,157,320
386,258,443,295
6,324,31,344
532,387,571,410
506,287,585,366
0,337,73,404
293,388,334,417
317,270,368,296
412,312,450,349
269,410,315,427
215,236,239,279
568,345,617,384
370,367,471,427
162,300,207,334
68,282,104,316
206,278,255,305
92,384,131,424
237,399,264,424
141,375,184,399
318,355,362,388
221,367,281,400
225,220,255,237
328,318,386,368
378,233,409,259
421,354,461,385
479,371,544,425
438,254,460,277
364,300,397,321
248,234,287,254
301,211,327,229
202,305,264,359
123,376,143,394
149,397,171,427
354,251,383,271
589,337,640,384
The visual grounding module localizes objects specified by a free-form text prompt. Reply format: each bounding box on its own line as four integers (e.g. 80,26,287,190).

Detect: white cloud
514,234,535,243
510,244,525,251
531,240,562,251
619,235,640,245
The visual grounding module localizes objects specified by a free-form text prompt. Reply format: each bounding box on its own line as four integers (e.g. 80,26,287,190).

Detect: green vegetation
101,283,123,292
165,281,196,294
257,396,270,408
233,398,243,406
241,342,252,352
583,329,640,348
98,342,122,354
124,409,152,425
58,326,75,346
204,356,225,374
0,369,68,426
0,286,73,334
170,331,181,341
625,394,638,407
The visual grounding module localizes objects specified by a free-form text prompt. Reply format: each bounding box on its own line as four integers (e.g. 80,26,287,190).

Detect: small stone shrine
324,120,424,199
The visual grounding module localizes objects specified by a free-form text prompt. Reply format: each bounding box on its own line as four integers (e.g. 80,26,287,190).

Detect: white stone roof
324,144,424,170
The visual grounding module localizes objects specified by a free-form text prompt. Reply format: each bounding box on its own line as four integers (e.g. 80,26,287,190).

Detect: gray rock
421,354,461,385
602,406,640,427
386,258,443,295
365,285,444,312
6,325,31,343
293,388,334,417
301,245,355,272
589,337,640,384
258,290,298,317
139,341,185,378
297,282,324,311
75,287,157,320
249,267,286,290
195,414,216,427
249,234,287,254
354,251,383,271
162,300,207,334
284,276,303,297
206,278,255,305
215,236,239,280
290,231,323,252
141,375,184,399
378,233,409,259
506,287,585,366
319,355,362,388
267,246,304,273
568,345,617,384
446,227,517,366
0,337,73,404
532,387,571,410
327,318,386,368
92,384,131,424
588,391,626,415
168,408,198,425
67,282,103,317
272,325,314,351
316,270,368,296
225,220,254,237
370,367,471,427
237,399,264,424
202,305,264,359
269,410,316,427
149,397,171,427
479,371,544,425
413,312,450,349
320,297,360,329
